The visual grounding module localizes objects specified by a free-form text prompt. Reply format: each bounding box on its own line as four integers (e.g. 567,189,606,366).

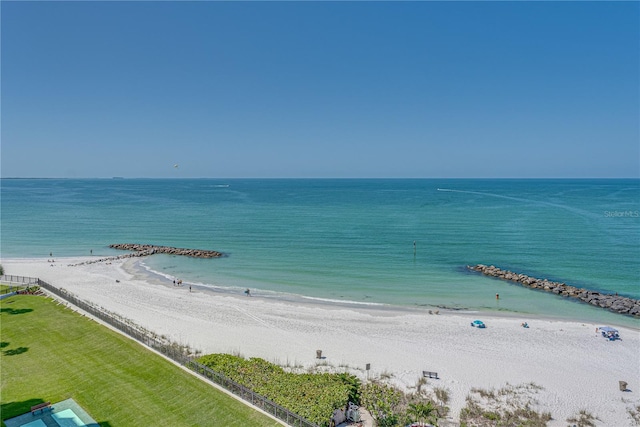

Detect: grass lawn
0,295,282,426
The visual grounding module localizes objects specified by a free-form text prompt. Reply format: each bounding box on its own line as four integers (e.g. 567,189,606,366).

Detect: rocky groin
68,244,225,267
468,264,640,318
109,243,224,258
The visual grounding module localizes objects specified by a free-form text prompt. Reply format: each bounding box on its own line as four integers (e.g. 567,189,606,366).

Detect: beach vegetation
0,295,280,426
628,404,640,425
459,383,552,427
280,357,304,371
407,401,438,426
360,379,448,427
360,381,402,427
414,376,428,394
379,370,394,380
197,353,359,426
433,386,450,406
566,409,599,427
337,372,362,405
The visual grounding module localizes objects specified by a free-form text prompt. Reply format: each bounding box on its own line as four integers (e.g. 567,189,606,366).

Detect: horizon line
2,176,639,180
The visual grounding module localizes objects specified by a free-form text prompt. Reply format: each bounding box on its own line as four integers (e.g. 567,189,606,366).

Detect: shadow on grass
3,347,28,356
1,398,47,422
0,342,9,348
0,308,33,315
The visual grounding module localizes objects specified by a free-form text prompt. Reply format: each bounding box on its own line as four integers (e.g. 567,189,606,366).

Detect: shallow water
2,178,639,326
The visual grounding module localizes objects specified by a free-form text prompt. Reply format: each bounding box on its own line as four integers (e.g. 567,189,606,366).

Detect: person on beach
496,293,499,300
245,288,251,297
189,285,192,292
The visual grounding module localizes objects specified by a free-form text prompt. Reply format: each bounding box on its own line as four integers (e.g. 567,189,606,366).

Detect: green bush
360,381,403,426
197,354,359,426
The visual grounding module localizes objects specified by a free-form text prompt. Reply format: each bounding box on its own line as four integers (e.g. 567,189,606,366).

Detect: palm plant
407,401,437,426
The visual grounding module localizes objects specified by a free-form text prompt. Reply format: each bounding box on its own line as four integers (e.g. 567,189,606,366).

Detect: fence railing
5,276,319,427
1,275,39,285
0,275,39,295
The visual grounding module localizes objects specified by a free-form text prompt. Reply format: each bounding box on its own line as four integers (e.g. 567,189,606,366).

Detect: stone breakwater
68,244,225,267
109,243,224,258
468,264,640,318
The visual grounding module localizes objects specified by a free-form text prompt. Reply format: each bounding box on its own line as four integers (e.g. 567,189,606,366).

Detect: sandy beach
3,257,639,426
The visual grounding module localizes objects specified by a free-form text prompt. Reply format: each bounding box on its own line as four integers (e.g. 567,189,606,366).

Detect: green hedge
197,354,360,426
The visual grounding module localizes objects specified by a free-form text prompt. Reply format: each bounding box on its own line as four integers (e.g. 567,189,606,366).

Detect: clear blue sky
2,1,638,178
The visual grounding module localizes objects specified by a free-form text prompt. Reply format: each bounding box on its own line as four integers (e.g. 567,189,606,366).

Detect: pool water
18,420,46,427
52,409,85,427
3,399,98,427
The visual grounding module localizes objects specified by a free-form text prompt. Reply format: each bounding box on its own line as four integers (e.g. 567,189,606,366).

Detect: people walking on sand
189,285,192,292
244,288,251,297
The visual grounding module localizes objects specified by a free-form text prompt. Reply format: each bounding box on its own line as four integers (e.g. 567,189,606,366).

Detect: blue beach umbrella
471,320,486,328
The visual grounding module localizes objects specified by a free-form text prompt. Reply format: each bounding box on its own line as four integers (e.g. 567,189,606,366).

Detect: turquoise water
52,409,85,427
2,178,639,325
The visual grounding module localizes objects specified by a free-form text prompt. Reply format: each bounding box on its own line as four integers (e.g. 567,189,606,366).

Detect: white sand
3,257,639,426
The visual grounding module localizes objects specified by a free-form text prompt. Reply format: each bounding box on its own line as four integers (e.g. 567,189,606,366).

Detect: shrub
360,381,403,426
197,353,356,426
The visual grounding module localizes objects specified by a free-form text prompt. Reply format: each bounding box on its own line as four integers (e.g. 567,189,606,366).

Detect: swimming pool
52,409,86,427
3,399,98,427
16,420,47,427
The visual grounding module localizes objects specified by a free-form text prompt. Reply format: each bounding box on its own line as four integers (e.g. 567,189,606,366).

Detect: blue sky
2,1,638,178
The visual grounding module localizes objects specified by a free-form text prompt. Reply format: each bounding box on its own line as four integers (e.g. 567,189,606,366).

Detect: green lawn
0,295,282,426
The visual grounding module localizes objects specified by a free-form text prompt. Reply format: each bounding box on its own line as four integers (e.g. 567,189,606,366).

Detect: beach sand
3,257,639,426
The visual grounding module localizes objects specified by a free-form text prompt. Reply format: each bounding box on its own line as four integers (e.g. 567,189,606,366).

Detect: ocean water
2,178,639,326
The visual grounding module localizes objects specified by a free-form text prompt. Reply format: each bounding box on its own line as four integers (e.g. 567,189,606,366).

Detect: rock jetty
109,243,224,258
68,244,225,267
468,264,640,318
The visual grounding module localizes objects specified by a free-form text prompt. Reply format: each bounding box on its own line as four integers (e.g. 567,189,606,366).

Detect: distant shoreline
124,257,640,330
4,255,639,329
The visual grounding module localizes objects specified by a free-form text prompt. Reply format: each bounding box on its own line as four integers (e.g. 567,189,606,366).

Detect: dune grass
0,295,282,427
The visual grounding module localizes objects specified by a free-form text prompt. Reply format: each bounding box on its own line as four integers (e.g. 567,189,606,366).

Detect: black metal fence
0,275,39,295
1,275,39,285
5,276,318,427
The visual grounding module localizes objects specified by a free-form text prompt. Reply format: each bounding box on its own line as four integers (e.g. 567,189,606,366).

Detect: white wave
299,295,386,306
436,188,599,220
